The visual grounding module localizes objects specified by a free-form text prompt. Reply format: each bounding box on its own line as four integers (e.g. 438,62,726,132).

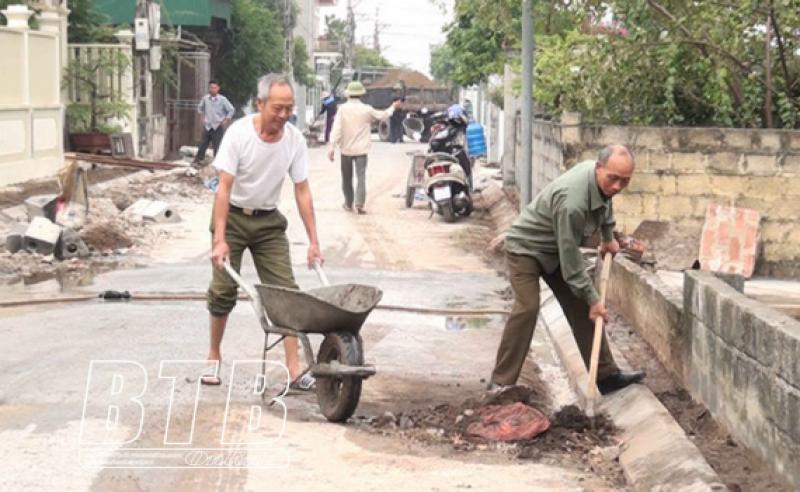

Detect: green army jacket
504,160,615,305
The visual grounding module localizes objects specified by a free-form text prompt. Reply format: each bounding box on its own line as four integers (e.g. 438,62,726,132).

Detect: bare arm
294,179,323,267
211,171,234,268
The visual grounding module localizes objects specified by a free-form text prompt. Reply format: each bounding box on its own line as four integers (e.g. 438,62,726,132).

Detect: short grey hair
598,144,634,166
256,73,294,101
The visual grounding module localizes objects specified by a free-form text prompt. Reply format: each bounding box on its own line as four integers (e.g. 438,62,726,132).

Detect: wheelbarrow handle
312,261,331,287
222,260,258,300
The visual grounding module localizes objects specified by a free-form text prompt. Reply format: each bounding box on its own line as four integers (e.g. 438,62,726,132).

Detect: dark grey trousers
341,154,368,208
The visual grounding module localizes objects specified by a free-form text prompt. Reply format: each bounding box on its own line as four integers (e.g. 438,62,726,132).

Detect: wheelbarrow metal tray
255,283,383,334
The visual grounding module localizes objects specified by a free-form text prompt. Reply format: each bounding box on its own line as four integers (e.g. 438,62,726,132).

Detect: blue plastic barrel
466,121,487,157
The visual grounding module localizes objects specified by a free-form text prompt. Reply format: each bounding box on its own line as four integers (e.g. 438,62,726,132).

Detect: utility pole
135,0,153,159
372,7,387,55
283,0,294,77
520,0,534,205
345,0,355,70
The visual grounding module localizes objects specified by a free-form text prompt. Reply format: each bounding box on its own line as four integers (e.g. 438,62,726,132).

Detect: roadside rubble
0,160,210,286
355,384,625,486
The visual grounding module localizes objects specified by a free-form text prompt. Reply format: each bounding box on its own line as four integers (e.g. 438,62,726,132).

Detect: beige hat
345,81,366,97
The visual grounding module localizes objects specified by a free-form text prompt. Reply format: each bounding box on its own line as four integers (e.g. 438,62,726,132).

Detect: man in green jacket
489,144,645,394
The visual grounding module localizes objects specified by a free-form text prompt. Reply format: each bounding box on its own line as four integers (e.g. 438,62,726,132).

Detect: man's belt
229,205,276,217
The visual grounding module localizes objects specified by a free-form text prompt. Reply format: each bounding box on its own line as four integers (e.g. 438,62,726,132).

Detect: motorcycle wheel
405,186,415,208
378,120,390,141
461,197,473,217
441,202,457,223
405,166,415,208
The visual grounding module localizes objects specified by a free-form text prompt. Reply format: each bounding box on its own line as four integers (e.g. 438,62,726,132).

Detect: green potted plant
63,49,131,152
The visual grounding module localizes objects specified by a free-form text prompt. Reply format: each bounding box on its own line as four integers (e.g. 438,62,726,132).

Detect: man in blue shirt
193,80,235,167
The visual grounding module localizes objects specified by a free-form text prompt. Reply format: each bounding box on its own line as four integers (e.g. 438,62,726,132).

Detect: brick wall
550,115,800,277
685,271,800,489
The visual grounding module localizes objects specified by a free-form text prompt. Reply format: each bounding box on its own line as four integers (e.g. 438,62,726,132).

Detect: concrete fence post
561,112,582,146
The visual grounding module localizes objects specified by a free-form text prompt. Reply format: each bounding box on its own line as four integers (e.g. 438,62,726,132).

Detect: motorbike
421,112,473,222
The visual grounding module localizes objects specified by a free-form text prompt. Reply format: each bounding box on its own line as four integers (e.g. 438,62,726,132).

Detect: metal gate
166,50,210,156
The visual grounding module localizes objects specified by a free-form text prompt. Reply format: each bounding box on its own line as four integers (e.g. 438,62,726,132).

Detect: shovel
586,251,613,418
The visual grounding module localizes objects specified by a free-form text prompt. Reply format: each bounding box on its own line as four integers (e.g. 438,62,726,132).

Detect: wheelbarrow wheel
316,331,363,422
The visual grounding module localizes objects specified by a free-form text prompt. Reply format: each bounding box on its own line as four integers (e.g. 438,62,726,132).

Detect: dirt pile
368,69,442,90
360,386,619,458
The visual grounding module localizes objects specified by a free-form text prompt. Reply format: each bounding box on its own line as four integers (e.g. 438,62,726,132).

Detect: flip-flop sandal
200,365,221,386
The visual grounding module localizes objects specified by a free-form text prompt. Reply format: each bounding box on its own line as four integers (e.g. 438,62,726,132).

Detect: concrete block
56,228,89,260
684,271,701,319
630,129,665,150
613,192,644,215
627,173,662,193
731,353,752,396
4,223,27,253
124,199,181,223
780,154,800,174
744,154,778,176
700,282,721,334
670,152,707,172
775,325,800,388
677,174,712,195
761,221,789,243
709,175,748,198
661,175,678,194
756,132,783,152
690,128,726,148
723,130,754,149
647,152,672,171
787,133,800,152
658,195,694,219
641,194,660,215
712,271,745,292
767,199,800,219
787,388,800,443
24,194,59,221
771,421,800,490
707,152,743,174
690,318,710,367
23,217,61,255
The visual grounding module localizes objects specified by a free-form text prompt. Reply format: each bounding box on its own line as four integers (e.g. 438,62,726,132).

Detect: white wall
0,4,67,186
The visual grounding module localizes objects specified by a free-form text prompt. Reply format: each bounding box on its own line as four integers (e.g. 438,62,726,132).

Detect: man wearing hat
328,81,401,214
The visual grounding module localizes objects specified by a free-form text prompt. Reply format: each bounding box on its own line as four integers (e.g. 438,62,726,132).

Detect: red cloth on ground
466,402,551,441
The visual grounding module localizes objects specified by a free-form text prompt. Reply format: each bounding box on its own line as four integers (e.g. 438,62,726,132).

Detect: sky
318,0,455,76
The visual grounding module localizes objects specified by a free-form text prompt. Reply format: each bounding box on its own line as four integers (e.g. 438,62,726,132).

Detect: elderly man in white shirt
202,73,323,391
327,81,401,214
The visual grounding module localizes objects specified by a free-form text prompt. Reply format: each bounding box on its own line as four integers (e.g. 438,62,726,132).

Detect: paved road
0,140,607,491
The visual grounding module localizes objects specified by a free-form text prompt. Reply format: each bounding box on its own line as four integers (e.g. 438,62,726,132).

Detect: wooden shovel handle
587,252,613,403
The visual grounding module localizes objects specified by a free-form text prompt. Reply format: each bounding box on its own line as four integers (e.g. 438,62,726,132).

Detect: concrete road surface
0,140,613,491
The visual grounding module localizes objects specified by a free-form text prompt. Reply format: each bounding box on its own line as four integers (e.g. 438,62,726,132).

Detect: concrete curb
538,290,727,491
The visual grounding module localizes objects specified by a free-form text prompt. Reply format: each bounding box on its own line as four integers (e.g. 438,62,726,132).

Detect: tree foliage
293,36,314,86
435,0,800,128
354,45,392,68
217,0,284,110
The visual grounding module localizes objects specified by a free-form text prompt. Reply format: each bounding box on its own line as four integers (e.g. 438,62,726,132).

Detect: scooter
421,112,473,222
423,152,472,222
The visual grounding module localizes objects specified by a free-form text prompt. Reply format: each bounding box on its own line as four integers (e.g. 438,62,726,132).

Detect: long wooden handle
587,252,613,405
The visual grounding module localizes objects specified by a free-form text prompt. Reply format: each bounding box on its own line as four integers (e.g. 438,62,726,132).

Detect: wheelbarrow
223,261,383,422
